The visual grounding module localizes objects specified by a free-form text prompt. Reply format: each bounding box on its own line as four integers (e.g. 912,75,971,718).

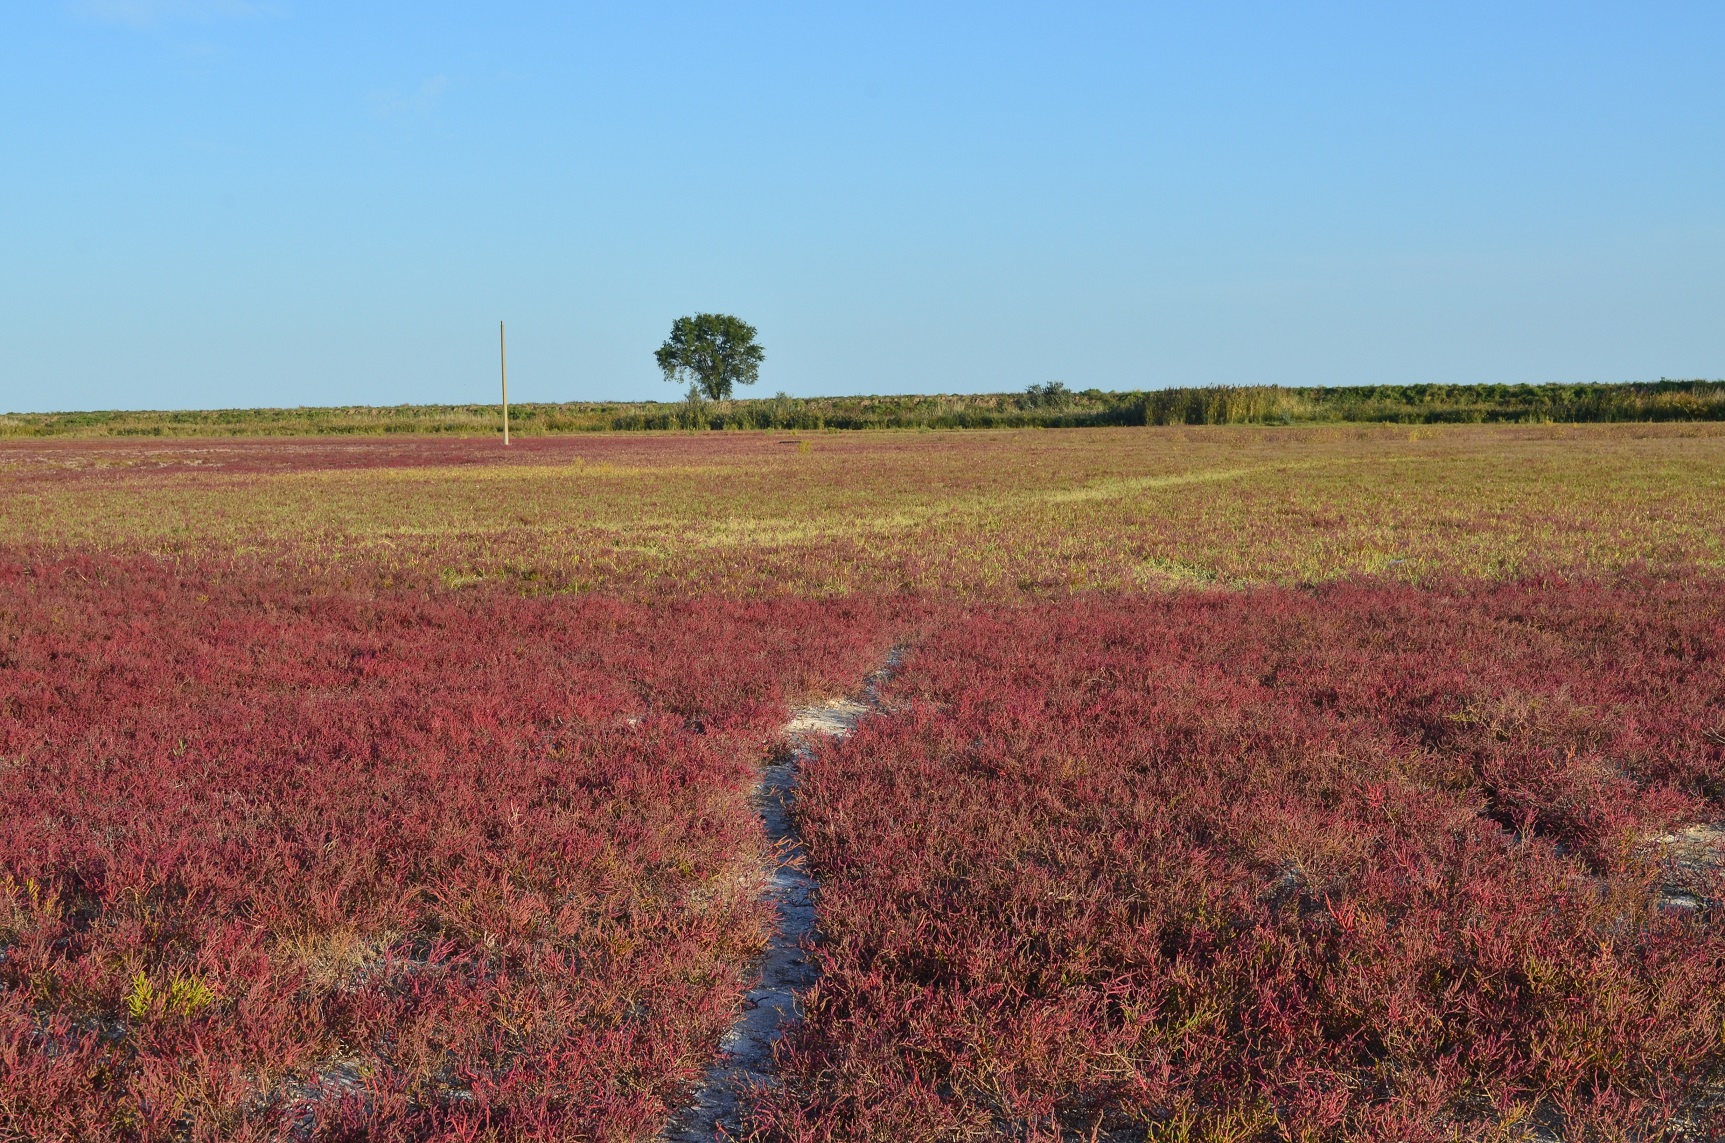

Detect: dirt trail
662,655,896,1142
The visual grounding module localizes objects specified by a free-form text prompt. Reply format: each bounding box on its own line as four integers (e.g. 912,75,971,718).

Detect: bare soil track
664,656,896,1142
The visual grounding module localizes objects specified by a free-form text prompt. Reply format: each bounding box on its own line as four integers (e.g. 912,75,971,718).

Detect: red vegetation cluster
760,579,1725,1141
0,552,888,1141
0,435,732,479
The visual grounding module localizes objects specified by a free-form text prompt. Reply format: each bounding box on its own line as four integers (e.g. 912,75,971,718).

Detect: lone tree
655,313,764,401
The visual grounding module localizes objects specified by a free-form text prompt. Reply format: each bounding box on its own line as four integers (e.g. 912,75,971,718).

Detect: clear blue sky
3,2,1721,412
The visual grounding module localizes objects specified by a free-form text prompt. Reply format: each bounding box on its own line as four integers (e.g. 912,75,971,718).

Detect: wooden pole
499,320,510,446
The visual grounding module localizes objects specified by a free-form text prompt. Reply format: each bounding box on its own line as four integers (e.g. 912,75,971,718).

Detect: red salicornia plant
0,551,888,1141
757,577,1725,1141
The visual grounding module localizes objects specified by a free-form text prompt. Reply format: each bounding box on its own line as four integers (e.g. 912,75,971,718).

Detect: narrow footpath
663,656,896,1142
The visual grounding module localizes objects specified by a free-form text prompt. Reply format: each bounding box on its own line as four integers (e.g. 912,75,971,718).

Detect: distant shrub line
5,379,1723,437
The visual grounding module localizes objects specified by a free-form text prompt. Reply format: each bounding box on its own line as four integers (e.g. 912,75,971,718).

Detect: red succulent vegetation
756,577,1725,1141
6,427,1725,1142
0,551,888,1141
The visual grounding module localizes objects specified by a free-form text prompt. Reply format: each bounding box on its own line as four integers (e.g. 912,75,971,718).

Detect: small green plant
124,971,154,1019
126,971,214,1020
168,973,215,1015
677,383,710,430
439,569,486,590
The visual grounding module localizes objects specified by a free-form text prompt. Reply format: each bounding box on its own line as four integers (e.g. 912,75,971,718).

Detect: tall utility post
499,320,510,446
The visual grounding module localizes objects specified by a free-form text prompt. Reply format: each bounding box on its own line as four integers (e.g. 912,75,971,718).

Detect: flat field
6,423,1724,591
2,424,1724,1141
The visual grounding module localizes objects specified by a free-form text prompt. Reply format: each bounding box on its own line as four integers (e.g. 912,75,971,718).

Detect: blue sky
2,2,1721,412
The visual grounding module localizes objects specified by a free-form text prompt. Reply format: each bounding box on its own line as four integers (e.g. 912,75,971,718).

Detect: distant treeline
5,380,1723,438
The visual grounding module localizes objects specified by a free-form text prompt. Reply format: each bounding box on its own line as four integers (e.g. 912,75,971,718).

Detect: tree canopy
1020,380,1072,409
655,314,764,402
